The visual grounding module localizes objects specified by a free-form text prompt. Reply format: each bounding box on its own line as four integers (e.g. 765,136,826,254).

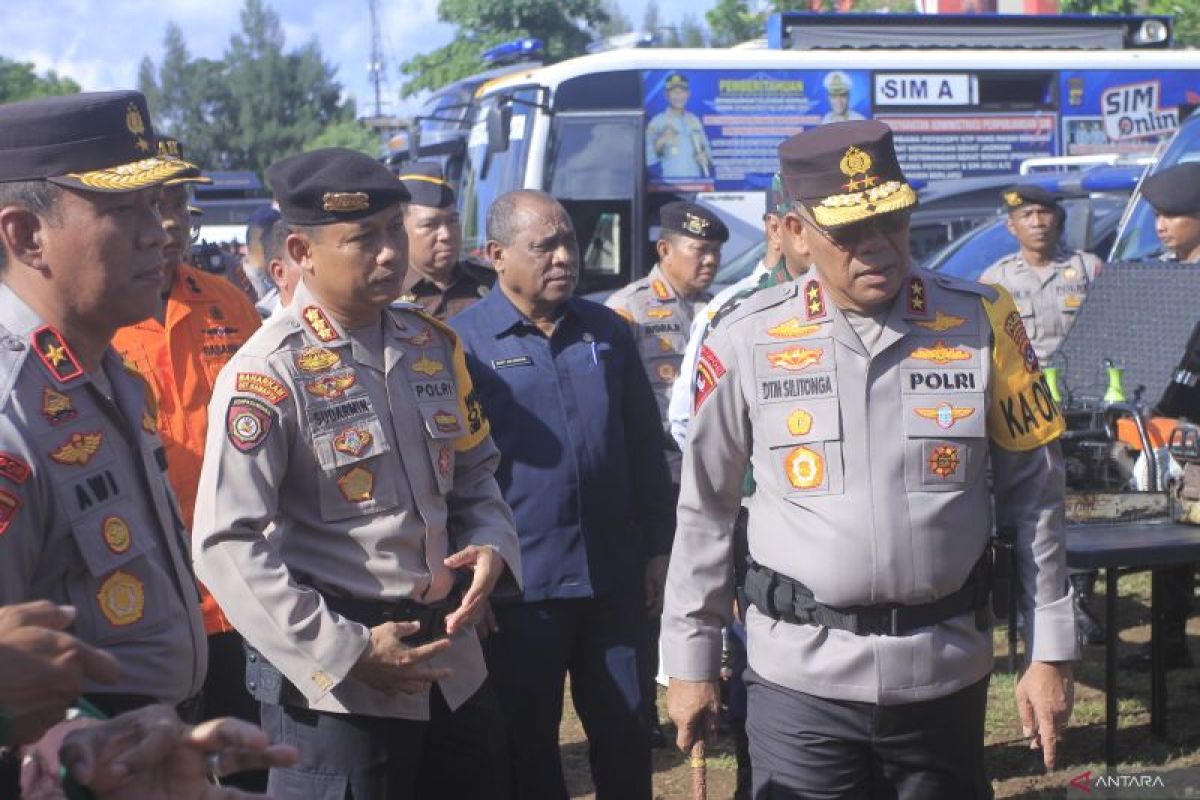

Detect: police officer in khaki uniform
979,186,1103,363
607,201,726,434
0,91,208,718
664,121,1078,798
191,148,522,800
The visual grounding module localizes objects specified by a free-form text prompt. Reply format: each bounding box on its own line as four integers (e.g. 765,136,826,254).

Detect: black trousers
746,669,992,800
261,680,510,800
486,594,651,800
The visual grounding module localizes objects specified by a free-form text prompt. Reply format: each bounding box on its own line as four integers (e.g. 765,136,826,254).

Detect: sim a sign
1102,80,1178,141
874,74,974,107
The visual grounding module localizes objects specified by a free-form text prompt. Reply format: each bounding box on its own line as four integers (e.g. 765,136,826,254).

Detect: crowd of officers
2,84,1200,800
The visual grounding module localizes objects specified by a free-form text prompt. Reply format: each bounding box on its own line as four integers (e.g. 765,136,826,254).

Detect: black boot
1071,571,1106,646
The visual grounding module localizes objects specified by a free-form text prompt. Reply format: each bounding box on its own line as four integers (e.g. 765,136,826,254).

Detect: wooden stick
690,739,707,800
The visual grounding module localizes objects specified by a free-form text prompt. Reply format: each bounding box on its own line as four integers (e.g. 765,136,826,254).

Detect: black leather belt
744,555,991,636
323,593,459,645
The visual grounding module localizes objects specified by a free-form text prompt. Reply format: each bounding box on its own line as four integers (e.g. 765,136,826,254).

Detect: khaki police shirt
192,280,521,719
662,269,1079,705
0,284,207,704
606,264,712,427
979,247,1103,362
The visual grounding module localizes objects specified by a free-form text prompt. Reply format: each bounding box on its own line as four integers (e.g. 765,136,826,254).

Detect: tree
400,0,610,96
707,0,760,47
597,0,633,38
306,118,380,155
0,58,80,103
139,0,350,176
678,15,709,48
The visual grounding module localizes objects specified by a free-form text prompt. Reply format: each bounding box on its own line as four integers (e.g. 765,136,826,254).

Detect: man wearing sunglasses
663,120,1077,798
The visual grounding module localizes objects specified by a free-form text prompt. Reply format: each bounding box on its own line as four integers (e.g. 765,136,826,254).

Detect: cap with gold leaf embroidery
267,147,411,226
778,120,917,229
157,137,212,187
0,90,199,192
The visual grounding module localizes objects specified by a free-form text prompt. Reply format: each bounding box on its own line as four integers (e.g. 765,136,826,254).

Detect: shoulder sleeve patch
226,396,278,453
694,344,727,413
236,372,290,405
450,338,490,453
983,287,1064,451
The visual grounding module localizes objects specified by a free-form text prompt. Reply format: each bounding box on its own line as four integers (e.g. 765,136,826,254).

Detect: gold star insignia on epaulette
43,343,66,367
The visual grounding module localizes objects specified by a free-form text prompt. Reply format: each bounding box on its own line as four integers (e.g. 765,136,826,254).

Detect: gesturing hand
351,622,453,695
1015,660,1074,770
443,545,504,636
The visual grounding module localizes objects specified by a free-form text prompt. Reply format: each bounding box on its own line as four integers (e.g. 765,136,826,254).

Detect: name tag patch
492,356,533,370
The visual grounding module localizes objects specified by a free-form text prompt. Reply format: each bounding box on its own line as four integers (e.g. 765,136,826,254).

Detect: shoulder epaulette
931,271,999,303
710,282,768,332
393,305,459,345
717,280,799,332
0,326,29,407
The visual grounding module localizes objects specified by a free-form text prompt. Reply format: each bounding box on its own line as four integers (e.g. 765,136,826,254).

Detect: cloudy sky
0,0,714,116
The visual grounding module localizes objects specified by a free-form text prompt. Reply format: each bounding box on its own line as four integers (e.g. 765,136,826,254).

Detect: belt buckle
856,607,899,636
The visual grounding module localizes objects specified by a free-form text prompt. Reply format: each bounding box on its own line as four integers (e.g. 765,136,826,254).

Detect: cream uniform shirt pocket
309,414,400,522
901,393,987,492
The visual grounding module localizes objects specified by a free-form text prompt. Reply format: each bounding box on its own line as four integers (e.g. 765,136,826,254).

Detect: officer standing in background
606,199,725,744
452,189,674,799
607,200,726,448
979,186,1103,363
0,91,208,718
397,162,494,320
258,215,304,317
664,121,1078,797
192,148,522,799
1143,162,1200,264
110,137,265,786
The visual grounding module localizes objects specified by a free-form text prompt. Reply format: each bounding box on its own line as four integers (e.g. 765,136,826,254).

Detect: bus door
547,111,643,295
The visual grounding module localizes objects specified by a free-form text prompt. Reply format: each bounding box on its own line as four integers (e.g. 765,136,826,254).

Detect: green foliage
399,0,610,96
596,0,633,38
707,0,761,48
139,0,350,176
306,118,381,155
678,15,709,48
0,57,81,103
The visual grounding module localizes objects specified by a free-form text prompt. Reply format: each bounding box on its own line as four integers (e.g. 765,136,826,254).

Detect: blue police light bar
482,38,544,66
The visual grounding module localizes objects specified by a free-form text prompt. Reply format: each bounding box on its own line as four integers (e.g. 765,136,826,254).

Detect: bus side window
549,115,640,294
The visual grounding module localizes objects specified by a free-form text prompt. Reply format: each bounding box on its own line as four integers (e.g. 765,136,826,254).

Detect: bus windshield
459,88,539,256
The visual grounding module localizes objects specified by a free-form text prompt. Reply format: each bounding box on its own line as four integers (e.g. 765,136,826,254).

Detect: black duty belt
743,555,990,636
244,590,462,708
323,593,459,645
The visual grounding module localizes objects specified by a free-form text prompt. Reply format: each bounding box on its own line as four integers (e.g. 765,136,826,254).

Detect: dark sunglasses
804,211,910,250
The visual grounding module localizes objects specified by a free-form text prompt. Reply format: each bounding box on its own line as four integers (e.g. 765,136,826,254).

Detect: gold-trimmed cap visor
0,90,201,193
779,120,918,229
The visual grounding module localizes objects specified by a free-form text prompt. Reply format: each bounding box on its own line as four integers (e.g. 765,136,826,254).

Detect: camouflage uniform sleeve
660,319,751,681
0,416,52,604
982,287,1079,663
446,336,522,591
191,352,372,703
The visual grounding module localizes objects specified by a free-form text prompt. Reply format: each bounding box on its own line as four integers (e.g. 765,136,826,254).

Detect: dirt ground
557,571,1200,799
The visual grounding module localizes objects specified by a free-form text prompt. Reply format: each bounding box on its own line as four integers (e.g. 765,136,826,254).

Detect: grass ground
557,571,1200,798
